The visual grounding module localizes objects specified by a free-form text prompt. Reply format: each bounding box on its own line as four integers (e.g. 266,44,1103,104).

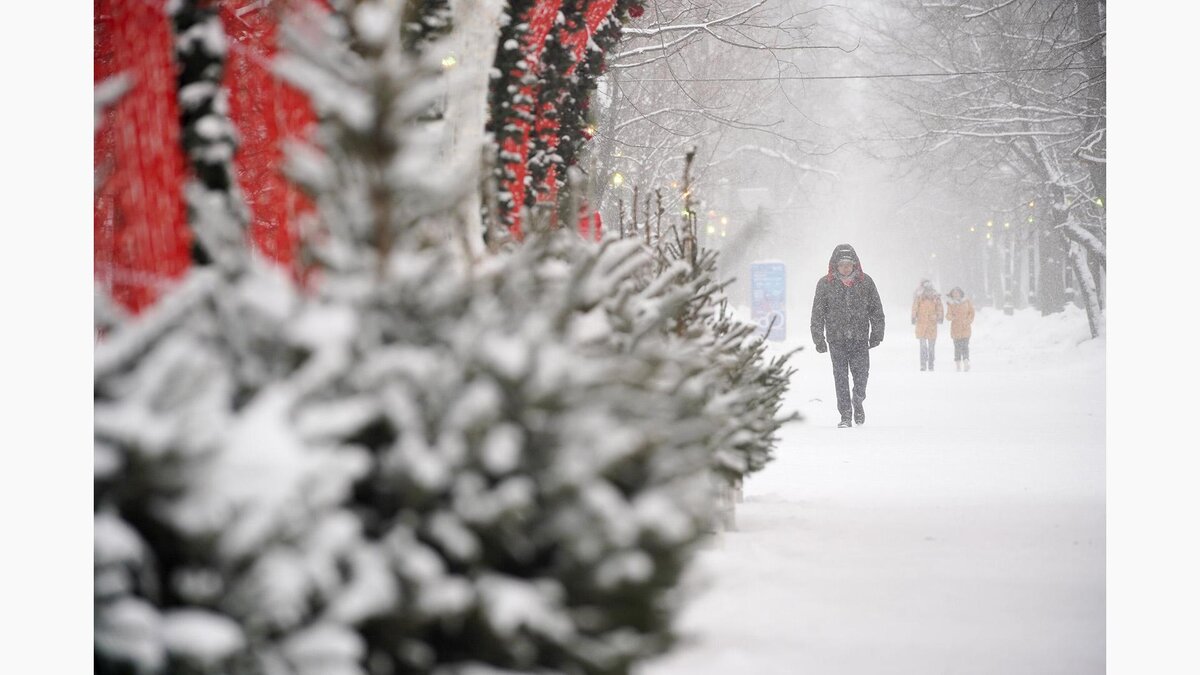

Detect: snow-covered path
642,305,1105,675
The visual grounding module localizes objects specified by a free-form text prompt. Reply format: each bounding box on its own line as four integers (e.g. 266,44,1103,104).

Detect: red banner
95,0,191,313
95,0,605,316
95,1,320,314
220,1,318,274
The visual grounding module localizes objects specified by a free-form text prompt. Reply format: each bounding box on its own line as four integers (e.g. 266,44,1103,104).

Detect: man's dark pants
829,339,870,421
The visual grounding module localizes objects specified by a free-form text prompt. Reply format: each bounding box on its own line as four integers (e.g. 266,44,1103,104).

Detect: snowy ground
641,304,1105,675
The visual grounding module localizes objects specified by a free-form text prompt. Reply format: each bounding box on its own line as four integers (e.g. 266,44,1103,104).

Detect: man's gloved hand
815,342,828,354
868,338,882,349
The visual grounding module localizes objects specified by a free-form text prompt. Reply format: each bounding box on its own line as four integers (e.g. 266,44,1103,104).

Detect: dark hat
826,244,864,280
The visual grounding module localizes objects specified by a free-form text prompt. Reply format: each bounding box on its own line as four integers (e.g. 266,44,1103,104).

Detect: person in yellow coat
945,286,975,371
911,279,944,371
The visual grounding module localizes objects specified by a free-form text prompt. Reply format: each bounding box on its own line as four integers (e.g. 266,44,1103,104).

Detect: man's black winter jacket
810,244,885,348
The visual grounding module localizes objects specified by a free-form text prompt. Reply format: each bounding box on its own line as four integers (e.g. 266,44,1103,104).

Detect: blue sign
750,261,786,341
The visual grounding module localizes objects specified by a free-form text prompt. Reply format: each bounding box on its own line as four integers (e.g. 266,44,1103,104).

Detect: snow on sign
750,261,786,341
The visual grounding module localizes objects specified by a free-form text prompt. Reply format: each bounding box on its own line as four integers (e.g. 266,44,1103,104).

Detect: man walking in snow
810,244,886,428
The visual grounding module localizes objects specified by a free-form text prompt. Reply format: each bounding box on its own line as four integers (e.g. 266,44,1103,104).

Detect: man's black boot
853,402,865,426
838,418,852,428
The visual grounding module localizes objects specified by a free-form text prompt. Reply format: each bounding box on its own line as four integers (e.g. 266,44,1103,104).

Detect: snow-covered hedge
94,238,723,675
95,2,797,673
94,262,370,675
627,221,799,489
282,231,718,673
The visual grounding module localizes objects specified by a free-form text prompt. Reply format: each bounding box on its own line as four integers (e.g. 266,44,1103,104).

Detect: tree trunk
1068,241,1103,338
590,72,624,216
444,0,506,255
1062,219,1106,312
1037,226,1068,315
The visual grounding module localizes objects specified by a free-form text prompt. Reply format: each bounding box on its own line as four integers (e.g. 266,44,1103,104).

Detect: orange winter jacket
911,293,943,339
945,297,975,340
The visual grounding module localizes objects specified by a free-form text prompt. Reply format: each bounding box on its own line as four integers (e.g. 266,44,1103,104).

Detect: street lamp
611,172,624,187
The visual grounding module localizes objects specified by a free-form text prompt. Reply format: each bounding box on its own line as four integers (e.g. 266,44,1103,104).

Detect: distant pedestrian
810,244,885,428
945,286,975,371
911,279,944,371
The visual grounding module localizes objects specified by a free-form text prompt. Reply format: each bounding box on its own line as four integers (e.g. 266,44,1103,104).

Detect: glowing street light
1095,197,1104,207
986,220,994,228
441,53,458,69
1003,222,1010,229
1028,200,1036,208
720,216,728,225
969,226,976,232
706,225,716,235
611,172,624,187
1027,216,1034,223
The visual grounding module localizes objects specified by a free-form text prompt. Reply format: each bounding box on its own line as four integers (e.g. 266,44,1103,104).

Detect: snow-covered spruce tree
620,188,800,521
276,2,719,672
704,301,800,484
96,6,375,674
94,247,394,675
94,262,376,675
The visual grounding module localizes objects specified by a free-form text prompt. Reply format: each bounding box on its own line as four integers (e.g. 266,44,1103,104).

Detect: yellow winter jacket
911,293,943,340
946,297,975,340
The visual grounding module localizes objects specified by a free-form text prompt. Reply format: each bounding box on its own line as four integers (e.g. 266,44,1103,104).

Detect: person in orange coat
911,279,944,371
945,286,975,371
